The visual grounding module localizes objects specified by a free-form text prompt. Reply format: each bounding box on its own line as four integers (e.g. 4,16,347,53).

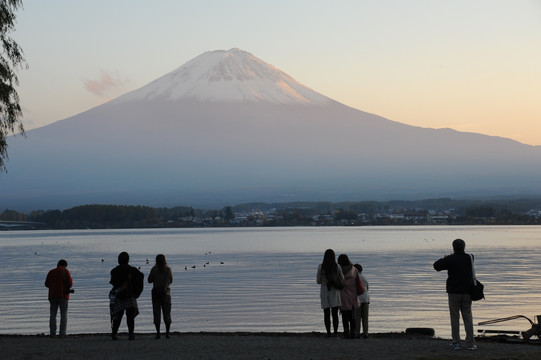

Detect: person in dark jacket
433,239,477,351
109,252,143,340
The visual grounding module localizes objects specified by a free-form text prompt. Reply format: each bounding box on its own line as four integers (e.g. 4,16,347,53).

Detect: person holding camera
45,259,73,337
433,239,478,351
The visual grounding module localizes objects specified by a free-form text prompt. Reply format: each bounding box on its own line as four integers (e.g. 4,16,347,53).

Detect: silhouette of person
148,254,173,338
434,239,478,351
353,263,370,338
45,259,73,337
337,254,360,339
109,252,143,340
316,249,344,337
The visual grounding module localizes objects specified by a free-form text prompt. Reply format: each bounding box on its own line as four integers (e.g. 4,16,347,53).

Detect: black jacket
110,264,144,299
433,252,473,294
110,264,136,287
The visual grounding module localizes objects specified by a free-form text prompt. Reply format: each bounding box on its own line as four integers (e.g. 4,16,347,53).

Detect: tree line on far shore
1,197,540,229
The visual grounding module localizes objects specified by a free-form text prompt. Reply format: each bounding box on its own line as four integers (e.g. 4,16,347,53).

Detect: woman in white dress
316,249,344,337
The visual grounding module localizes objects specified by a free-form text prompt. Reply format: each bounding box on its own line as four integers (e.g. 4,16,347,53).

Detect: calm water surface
1,226,540,338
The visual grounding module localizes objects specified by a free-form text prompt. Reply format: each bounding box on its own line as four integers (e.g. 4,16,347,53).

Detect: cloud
83,70,125,97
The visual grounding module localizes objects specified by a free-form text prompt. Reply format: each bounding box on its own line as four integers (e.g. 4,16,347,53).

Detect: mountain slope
2,49,541,211
112,48,331,105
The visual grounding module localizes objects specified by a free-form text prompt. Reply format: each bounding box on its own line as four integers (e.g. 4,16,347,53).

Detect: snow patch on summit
113,48,331,105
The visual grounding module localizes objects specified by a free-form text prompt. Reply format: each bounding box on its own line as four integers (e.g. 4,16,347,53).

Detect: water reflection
0,226,540,338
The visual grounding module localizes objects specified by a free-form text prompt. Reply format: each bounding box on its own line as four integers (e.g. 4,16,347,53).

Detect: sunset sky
14,0,541,146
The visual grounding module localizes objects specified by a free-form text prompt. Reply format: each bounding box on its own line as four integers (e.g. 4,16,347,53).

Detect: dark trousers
341,309,355,338
111,307,136,335
49,298,68,336
323,306,340,334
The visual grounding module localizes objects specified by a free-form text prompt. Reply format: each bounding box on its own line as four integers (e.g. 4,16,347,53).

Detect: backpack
130,267,144,299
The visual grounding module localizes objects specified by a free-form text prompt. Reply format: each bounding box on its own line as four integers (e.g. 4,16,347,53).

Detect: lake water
1,226,540,338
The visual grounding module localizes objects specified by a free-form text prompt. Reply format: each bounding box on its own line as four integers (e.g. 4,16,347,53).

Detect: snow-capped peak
113,48,331,105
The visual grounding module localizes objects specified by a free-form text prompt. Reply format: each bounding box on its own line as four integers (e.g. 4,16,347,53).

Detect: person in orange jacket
45,259,73,337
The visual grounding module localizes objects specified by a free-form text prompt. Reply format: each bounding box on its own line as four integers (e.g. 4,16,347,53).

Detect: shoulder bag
355,272,365,296
469,254,485,301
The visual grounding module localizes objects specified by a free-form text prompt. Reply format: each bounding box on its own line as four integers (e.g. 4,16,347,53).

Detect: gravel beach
1,332,540,360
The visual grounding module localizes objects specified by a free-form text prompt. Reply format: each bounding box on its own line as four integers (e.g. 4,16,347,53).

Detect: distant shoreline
2,198,540,230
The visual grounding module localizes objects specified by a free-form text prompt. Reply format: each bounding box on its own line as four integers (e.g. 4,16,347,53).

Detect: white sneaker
467,344,478,351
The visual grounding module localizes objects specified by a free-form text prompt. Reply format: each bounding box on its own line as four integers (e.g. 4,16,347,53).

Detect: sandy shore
1,332,540,360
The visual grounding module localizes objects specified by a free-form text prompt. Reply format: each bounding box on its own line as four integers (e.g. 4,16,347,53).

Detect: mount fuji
2,48,541,211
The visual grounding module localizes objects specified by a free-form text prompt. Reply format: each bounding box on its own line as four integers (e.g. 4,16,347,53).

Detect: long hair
322,249,338,274
155,254,167,271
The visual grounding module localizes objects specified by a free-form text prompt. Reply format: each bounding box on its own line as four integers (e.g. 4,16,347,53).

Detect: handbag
469,254,485,301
